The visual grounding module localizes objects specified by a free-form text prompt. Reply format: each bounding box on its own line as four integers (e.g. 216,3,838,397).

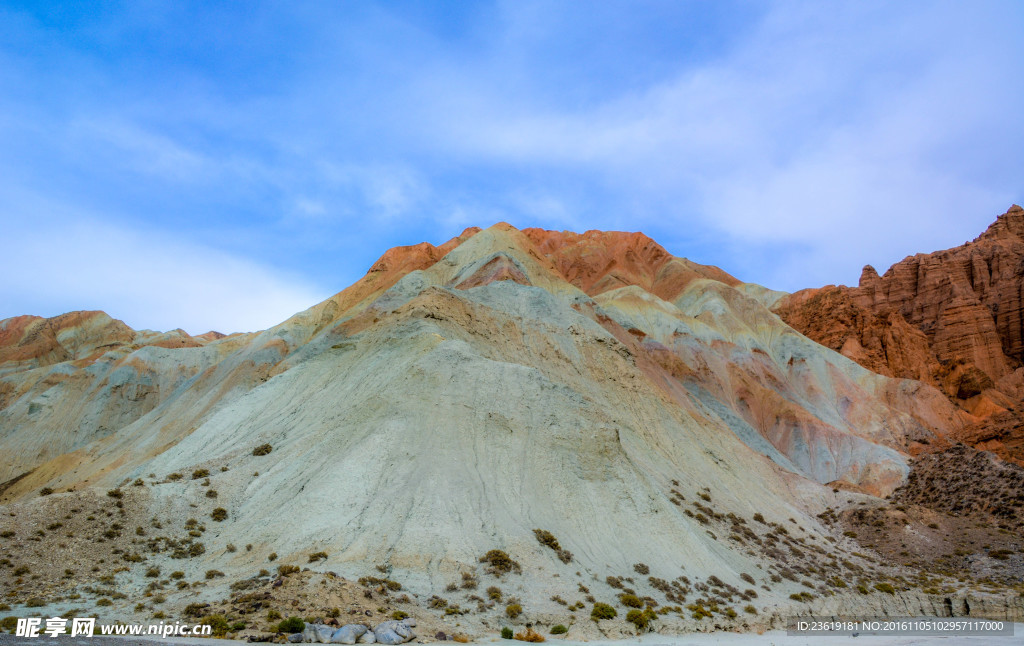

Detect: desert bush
200,615,230,637
533,529,561,550
308,551,328,563
501,627,514,639
205,570,225,579
752,513,766,523
277,564,300,576
2,617,19,632
253,444,273,456
226,543,237,553
268,552,278,561
107,489,123,499
626,608,657,630
192,469,210,480
505,603,522,619
591,603,616,620
513,628,544,642
618,593,643,608
205,490,218,499
277,617,304,633
480,549,521,575
743,605,757,614
210,508,227,522
391,611,408,620
633,563,650,575
487,586,503,601
550,625,567,635
873,582,895,595
145,566,160,578
788,592,814,602
40,487,54,496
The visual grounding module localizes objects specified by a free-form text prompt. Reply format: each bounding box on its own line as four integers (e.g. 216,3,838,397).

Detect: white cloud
383,1,1023,288
0,194,328,335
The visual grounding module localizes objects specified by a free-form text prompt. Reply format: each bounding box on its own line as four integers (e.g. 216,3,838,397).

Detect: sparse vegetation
192,469,210,480
633,563,650,575
253,444,273,456
501,627,514,639
591,602,617,621
874,582,896,595
626,608,657,630
550,625,567,635
308,551,328,563
480,549,521,575
277,617,305,634
505,603,522,619
514,628,545,642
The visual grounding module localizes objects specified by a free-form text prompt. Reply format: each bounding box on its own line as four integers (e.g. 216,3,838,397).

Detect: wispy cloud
0,1,1021,330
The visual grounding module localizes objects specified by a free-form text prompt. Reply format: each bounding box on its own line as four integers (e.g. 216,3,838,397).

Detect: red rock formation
522,228,739,299
776,205,1024,465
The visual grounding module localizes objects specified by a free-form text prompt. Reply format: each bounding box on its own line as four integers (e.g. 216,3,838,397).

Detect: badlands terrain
1,210,1023,640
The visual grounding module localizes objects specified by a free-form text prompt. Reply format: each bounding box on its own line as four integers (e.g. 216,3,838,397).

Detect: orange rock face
522,228,739,299
776,205,1024,465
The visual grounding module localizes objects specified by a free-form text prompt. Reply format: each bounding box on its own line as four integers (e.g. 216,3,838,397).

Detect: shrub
487,586,503,601
633,563,650,575
626,608,656,630
192,469,210,480
501,627,514,639
205,490,218,499
505,603,522,619
533,529,561,550
480,549,521,575
201,615,230,638
96,598,112,607
591,603,616,621
205,570,225,579
619,593,643,608
267,610,282,621
277,564,300,576
210,508,227,522
145,566,160,578
107,489,123,499
752,513,766,523
253,444,273,456
268,552,278,562
550,625,567,635
743,605,757,614
874,582,895,595
513,628,545,642
2,617,19,632
556,549,573,563
391,611,408,620
308,551,328,563
167,473,183,481
277,617,305,634
226,544,237,553
40,488,54,496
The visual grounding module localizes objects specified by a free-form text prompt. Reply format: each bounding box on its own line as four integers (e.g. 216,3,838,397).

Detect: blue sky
2,1,1022,334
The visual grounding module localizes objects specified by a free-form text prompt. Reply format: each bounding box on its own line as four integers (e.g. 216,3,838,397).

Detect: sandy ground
2,626,1023,646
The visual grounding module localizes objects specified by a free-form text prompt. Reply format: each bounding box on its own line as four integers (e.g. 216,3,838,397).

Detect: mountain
775,205,1024,465
0,222,1020,638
